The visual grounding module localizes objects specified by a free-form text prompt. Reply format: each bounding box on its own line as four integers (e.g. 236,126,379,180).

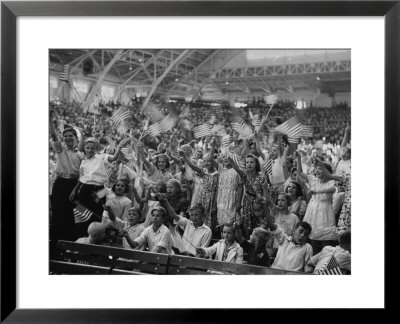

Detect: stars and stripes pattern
316,256,343,275
58,64,70,82
263,159,273,177
232,121,253,139
274,116,313,140
220,134,232,148
144,122,162,138
107,167,118,184
110,107,132,134
251,114,262,133
212,105,223,117
121,147,134,161
193,124,212,138
158,114,178,133
73,203,95,224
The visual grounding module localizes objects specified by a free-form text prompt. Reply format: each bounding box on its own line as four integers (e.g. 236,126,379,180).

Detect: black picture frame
1,1,399,322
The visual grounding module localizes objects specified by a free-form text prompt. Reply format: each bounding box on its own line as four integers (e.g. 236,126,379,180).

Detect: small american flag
299,125,314,138
288,137,300,144
212,105,223,116
263,159,273,177
111,107,132,134
220,134,232,148
144,122,162,138
232,121,253,138
107,167,118,184
252,114,262,133
58,64,70,82
316,256,343,275
121,147,134,161
158,114,178,133
73,203,95,224
193,124,212,138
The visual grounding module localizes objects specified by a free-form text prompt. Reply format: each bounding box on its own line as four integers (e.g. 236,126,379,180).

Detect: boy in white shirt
261,213,313,273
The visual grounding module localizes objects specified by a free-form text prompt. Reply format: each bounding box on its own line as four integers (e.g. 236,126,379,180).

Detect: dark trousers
50,177,78,257
310,239,339,255
75,183,105,239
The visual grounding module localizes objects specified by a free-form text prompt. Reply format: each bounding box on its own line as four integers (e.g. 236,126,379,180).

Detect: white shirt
134,224,172,254
269,226,313,273
176,216,212,255
79,154,112,186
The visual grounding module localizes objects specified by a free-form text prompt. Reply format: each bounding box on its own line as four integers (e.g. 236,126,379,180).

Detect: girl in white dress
296,153,338,255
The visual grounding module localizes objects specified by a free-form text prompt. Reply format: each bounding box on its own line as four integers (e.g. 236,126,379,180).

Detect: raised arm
179,150,202,175
295,150,308,181
49,110,59,142
341,125,351,148
254,134,265,159
209,137,219,170
108,137,131,163
227,155,246,179
157,193,180,223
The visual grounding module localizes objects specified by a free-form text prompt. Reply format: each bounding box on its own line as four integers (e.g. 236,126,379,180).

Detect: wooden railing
50,240,305,275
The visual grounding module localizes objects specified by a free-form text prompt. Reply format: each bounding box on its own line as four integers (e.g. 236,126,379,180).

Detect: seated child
75,222,106,245
309,230,351,274
196,222,243,264
263,213,314,273
235,224,270,267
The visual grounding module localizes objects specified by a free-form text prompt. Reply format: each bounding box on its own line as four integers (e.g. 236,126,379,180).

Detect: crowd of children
49,99,351,275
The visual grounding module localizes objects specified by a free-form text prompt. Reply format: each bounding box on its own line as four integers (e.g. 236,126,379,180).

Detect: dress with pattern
240,173,265,231
216,166,243,225
198,169,219,228
337,173,351,235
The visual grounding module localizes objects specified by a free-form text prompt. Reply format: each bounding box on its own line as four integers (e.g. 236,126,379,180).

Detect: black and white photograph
49,49,351,275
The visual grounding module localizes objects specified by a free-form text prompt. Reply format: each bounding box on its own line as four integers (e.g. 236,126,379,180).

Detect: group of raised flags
274,115,314,142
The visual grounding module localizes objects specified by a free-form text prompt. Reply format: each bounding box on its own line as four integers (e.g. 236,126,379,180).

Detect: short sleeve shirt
79,154,112,186
52,141,84,179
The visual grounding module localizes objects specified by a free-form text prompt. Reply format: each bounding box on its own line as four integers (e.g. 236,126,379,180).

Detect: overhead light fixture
316,76,320,80
175,78,179,82
225,82,229,85
129,66,133,71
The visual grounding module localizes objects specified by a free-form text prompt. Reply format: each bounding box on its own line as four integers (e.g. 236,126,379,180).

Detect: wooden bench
50,240,169,275
51,240,306,275
167,254,304,275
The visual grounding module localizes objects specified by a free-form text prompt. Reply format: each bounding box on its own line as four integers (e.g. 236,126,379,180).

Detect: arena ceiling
49,49,351,100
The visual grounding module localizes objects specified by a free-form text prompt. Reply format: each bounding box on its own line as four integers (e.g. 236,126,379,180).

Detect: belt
57,176,79,180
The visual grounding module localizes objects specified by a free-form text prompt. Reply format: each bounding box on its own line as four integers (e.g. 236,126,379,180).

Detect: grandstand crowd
49,95,351,274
